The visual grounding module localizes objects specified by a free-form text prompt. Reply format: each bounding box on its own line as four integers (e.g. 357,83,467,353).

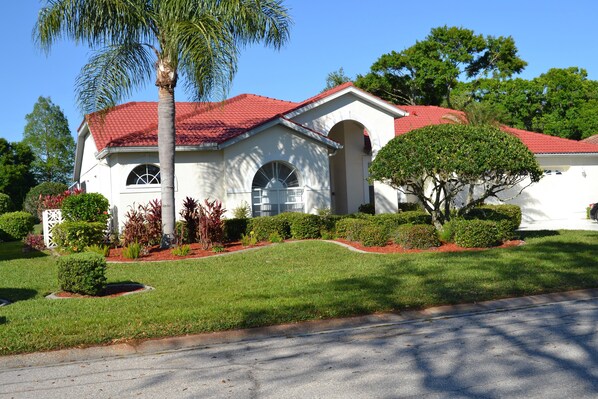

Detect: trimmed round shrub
23,182,68,220
61,193,110,223
223,218,248,242
0,211,35,241
0,193,13,215
335,218,372,241
247,216,290,241
395,224,440,249
454,219,500,248
52,221,106,252
359,224,389,247
371,211,432,234
358,203,375,215
288,213,322,239
464,204,521,241
57,252,107,296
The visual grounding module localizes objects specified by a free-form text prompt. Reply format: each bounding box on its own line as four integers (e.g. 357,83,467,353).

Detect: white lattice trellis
43,209,63,248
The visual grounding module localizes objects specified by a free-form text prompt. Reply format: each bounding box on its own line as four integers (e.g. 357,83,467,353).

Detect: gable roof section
395,105,598,155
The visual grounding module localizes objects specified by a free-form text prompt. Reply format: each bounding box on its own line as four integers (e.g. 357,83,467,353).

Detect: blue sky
2,1,598,143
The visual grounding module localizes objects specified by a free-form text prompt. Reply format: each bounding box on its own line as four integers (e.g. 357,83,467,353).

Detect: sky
2,0,598,143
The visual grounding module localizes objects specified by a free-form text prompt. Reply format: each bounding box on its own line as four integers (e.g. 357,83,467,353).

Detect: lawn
1,230,597,356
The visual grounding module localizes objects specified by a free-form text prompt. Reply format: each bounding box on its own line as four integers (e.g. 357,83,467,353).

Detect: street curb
3,288,598,369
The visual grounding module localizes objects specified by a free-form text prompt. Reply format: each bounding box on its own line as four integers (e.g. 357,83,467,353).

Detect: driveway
2,291,598,398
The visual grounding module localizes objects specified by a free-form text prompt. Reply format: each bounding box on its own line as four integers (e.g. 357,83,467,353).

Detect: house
74,83,598,228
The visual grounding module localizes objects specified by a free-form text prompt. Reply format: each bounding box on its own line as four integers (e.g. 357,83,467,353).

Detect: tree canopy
323,67,351,91
23,96,76,184
0,139,36,210
355,26,526,107
369,124,542,227
36,0,292,247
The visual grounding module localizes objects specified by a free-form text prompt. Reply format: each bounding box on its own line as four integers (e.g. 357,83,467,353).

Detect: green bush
85,244,110,257
438,219,459,243
23,182,67,220
0,193,14,215
0,211,35,241
268,231,284,243
288,213,322,239
398,202,421,212
371,211,432,234
61,193,110,223
122,242,143,259
358,203,375,215
247,216,290,241
359,224,389,247
454,219,500,248
335,218,372,241
395,224,440,249
57,252,107,296
223,218,248,242
464,204,521,241
52,221,106,252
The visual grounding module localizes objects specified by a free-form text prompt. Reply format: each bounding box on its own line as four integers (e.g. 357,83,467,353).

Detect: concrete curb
2,287,598,370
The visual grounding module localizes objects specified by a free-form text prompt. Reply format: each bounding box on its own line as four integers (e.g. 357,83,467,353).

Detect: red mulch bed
336,239,524,254
105,239,524,262
106,241,269,262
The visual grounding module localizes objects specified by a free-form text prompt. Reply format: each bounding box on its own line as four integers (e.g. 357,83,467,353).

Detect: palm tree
35,0,291,247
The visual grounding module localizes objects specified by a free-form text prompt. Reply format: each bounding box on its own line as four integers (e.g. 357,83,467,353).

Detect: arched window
252,161,303,216
126,164,161,186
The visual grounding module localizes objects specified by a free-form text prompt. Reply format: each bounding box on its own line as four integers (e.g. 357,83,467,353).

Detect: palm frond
76,42,154,113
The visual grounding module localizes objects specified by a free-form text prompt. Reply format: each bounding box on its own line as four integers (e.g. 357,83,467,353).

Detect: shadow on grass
519,230,560,239
0,241,49,261
0,288,38,302
0,316,6,325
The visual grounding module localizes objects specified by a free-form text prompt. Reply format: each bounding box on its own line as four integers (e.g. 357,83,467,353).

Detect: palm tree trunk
157,86,176,248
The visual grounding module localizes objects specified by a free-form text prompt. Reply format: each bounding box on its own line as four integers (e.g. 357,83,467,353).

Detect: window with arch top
252,161,303,216
126,164,161,186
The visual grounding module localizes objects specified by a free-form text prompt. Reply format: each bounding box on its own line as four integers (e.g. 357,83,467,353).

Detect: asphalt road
2,294,598,398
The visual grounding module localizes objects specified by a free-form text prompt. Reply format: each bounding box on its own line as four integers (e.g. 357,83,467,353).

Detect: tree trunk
156,58,178,248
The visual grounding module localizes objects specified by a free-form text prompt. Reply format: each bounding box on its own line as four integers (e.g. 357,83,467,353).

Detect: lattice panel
43,209,63,248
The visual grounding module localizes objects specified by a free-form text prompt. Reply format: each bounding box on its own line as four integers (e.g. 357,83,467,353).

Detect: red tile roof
85,87,598,155
582,134,598,145
395,105,598,154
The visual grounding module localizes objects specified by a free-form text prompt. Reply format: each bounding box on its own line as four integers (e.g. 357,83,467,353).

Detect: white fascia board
218,117,342,150
96,143,219,159
535,152,598,158
284,86,408,120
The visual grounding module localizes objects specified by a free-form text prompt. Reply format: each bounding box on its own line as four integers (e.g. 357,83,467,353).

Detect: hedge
335,218,372,241
223,218,248,242
247,216,290,241
395,224,440,249
464,204,521,241
370,211,432,235
61,193,110,223
0,211,35,241
359,224,389,247
52,221,106,252
287,213,323,239
454,219,500,248
57,252,107,296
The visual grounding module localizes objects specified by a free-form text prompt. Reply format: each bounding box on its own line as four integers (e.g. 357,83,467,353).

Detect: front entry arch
328,120,373,214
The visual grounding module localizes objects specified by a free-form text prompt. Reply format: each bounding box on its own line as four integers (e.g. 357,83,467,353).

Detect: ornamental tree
369,124,543,228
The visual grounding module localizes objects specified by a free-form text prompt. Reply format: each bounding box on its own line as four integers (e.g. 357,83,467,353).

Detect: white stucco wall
223,125,332,216
492,154,598,223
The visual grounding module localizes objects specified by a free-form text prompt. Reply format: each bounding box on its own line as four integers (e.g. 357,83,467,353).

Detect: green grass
1,230,598,356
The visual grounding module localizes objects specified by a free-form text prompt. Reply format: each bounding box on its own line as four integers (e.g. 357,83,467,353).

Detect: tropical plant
198,199,226,249
23,182,68,221
36,0,292,248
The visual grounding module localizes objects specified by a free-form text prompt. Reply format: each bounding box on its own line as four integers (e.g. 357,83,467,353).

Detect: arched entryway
328,120,373,214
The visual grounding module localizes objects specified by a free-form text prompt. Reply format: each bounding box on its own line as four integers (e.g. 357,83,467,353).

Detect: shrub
122,242,143,259
0,193,14,215
232,201,251,219
23,182,67,220
212,244,225,253
23,233,46,251
454,219,500,248
358,203,375,215
57,252,107,296
122,200,162,247
144,199,162,245
179,197,200,243
0,211,35,241
39,188,83,214
86,244,110,257
198,199,226,249
398,202,421,212
395,224,440,249
61,193,110,223
464,204,521,241
223,218,248,242
171,244,191,257
335,218,372,241
52,221,105,252
438,219,459,243
371,211,432,235
287,213,322,239
247,216,290,241
268,231,284,243
240,231,258,246
359,225,389,247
